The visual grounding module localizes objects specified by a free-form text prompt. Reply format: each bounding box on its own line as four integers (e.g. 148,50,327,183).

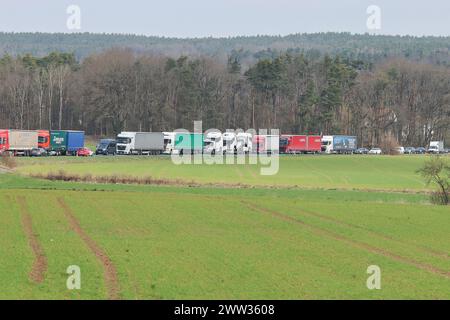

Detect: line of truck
113,132,357,155
0,129,85,156
1,128,446,157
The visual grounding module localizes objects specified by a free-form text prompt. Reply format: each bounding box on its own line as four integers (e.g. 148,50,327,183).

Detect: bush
430,191,450,206
0,153,17,169
379,134,400,155
417,156,450,205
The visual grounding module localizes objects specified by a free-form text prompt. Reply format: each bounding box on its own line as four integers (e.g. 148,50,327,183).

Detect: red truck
280,135,322,154
0,130,9,153
38,130,50,149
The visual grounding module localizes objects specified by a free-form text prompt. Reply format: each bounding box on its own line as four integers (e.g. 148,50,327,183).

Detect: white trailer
116,132,164,155
9,130,38,156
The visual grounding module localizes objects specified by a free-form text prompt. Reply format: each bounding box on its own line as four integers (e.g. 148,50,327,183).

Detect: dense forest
2,32,450,66
0,45,449,148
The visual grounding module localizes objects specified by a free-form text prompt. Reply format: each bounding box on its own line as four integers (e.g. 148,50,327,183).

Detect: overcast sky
1,0,449,37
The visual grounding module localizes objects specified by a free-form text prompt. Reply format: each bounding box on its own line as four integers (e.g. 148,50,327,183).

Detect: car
368,148,382,155
96,139,117,155
404,147,416,154
355,148,369,154
427,145,443,154
30,148,48,157
415,147,426,154
77,147,94,157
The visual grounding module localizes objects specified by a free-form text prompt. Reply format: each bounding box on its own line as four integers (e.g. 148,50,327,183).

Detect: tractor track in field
17,196,48,283
57,197,120,300
242,201,450,280
294,205,450,260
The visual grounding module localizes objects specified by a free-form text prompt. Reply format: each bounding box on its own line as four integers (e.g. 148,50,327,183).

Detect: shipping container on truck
280,135,322,154
116,132,164,155
6,130,38,156
134,132,164,154
174,133,204,154
322,135,357,154
280,135,307,153
66,131,85,155
333,135,357,154
50,130,68,154
38,130,50,149
49,130,85,155
307,136,322,153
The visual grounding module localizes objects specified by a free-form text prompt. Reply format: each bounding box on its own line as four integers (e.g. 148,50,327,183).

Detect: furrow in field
242,201,450,280
16,196,48,283
293,205,450,260
56,197,121,300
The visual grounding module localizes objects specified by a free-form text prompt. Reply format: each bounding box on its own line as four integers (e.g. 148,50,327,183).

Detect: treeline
0,50,449,147
2,32,450,66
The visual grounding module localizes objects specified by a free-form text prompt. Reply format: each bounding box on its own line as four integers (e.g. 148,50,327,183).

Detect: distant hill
1,32,450,65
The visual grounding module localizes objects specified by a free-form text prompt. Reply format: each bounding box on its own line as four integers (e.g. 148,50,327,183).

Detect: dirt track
17,196,48,283
57,197,121,300
243,201,450,280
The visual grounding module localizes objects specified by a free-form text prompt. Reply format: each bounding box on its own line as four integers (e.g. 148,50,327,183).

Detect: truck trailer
116,132,164,155
0,130,38,156
174,133,204,154
280,135,322,154
253,135,279,154
322,135,357,154
50,130,85,155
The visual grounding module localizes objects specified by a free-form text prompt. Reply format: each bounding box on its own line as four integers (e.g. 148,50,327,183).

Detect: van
96,139,117,155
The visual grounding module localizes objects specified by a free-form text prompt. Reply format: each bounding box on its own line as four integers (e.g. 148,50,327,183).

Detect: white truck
204,132,223,155
163,132,176,154
236,132,253,154
116,132,164,155
222,132,237,154
428,141,444,154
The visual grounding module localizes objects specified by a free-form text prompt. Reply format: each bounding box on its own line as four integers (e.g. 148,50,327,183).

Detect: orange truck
38,130,50,149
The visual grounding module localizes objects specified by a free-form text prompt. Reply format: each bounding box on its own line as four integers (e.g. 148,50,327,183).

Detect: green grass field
15,155,438,191
1,155,449,299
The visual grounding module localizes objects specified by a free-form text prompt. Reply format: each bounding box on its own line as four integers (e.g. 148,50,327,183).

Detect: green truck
174,133,204,154
50,130,85,155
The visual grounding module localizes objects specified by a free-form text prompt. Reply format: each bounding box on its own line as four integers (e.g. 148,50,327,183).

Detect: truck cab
116,132,136,155
222,132,237,154
236,133,252,154
321,136,333,154
204,132,223,155
38,130,50,149
163,132,176,154
0,130,9,153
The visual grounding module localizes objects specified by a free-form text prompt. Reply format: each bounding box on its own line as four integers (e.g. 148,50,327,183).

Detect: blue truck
322,135,357,154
